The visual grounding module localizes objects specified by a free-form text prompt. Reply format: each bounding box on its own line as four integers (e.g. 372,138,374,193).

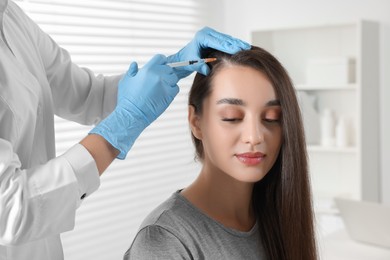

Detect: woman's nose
241,119,264,146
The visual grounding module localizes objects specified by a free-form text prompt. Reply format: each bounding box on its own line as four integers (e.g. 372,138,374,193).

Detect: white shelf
252,20,380,202
295,84,357,91
307,145,357,153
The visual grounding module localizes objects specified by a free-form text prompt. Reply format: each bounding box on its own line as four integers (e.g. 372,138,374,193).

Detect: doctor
0,0,250,259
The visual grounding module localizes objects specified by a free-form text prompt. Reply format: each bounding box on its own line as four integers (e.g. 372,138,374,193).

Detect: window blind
15,0,210,259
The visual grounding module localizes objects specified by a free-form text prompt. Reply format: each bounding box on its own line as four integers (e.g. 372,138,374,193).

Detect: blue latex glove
167,26,251,79
90,54,179,159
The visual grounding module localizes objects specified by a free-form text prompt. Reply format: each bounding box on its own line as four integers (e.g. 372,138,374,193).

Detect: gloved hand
167,26,251,79
89,54,179,159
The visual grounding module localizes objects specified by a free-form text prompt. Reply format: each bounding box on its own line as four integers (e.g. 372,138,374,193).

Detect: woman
124,46,317,259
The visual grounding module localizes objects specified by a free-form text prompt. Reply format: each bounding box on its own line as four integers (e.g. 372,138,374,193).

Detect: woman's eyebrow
216,98,245,106
266,100,281,107
216,98,281,107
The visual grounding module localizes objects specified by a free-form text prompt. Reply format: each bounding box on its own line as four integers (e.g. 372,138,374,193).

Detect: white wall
218,0,390,204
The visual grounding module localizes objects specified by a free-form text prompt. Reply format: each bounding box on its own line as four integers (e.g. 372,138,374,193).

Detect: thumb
195,63,210,76
126,62,138,77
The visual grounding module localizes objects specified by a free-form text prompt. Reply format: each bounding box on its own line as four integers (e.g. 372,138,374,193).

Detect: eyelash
263,118,280,123
222,118,241,122
221,118,280,123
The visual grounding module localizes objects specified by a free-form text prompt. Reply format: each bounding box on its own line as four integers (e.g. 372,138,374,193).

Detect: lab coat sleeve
0,140,99,246
16,3,122,125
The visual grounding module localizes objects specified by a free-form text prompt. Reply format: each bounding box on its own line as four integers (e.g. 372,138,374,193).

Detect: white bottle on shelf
320,108,335,147
336,116,348,147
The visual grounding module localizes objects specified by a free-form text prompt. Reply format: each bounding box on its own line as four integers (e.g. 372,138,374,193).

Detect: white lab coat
0,0,121,259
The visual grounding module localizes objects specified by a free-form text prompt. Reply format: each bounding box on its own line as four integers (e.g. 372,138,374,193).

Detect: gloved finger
171,84,180,96
191,63,210,76
197,27,250,54
201,34,249,54
165,84,180,97
126,62,138,77
162,71,179,86
157,64,176,75
207,28,250,50
177,61,210,76
146,54,168,67
199,27,236,43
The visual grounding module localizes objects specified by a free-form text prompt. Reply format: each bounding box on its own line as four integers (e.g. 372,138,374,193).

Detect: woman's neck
181,166,256,232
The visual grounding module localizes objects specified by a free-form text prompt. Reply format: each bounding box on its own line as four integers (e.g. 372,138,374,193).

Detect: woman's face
190,65,283,183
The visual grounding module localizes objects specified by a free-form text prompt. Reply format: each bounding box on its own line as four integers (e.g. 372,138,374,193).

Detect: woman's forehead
208,65,277,104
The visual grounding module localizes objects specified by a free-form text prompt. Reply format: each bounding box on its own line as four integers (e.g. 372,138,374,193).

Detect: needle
167,58,217,67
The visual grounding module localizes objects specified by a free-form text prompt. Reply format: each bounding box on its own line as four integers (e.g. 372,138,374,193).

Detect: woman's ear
188,105,202,140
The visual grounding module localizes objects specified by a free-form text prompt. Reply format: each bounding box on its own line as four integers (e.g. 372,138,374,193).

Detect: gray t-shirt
124,191,265,259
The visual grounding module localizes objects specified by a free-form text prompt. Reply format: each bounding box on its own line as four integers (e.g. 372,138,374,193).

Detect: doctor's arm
0,54,171,244
81,54,179,171
79,135,118,175
0,139,99,246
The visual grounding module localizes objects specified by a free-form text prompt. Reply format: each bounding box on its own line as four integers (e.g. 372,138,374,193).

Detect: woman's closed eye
263,118,280,123
220,109,244,123
222,118,280,123
263,109,281,124
222,118,242,122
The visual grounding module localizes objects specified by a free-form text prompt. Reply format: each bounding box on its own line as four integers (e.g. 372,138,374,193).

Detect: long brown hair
188,46,318,260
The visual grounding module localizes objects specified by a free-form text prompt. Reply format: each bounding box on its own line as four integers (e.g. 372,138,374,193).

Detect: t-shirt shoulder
138,191,192,234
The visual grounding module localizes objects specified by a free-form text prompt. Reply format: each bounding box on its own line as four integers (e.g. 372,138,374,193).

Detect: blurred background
14,0,390,259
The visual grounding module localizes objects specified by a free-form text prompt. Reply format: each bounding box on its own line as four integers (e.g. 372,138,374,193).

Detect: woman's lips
235,152,265,166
